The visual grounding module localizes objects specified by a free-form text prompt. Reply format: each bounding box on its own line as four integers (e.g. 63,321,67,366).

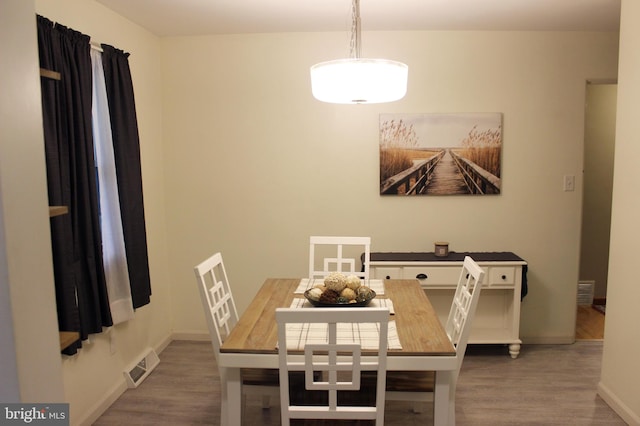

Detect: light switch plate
563,175,575,192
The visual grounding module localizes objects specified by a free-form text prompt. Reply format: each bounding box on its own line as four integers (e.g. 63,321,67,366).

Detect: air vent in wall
577,280,595,306
124,347,160,388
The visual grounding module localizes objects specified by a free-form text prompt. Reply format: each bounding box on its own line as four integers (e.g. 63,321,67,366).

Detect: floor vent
124,347,160,388
577,280,595,306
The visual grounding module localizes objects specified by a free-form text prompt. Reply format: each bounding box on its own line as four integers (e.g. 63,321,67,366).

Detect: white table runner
283,298,401,350
294,278,385,295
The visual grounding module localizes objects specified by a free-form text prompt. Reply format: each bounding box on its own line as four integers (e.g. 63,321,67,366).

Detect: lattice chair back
194,252,281,417
383,256,485,418
194,252,238,360
308,236,371,281
445,256,485,374
276,307,389,426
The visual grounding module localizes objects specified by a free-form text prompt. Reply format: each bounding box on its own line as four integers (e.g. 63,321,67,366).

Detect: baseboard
520,336,576,344
170,331,210,341
593,297,607,305
155,334,173,353
76,380,128,426
597,381,640,426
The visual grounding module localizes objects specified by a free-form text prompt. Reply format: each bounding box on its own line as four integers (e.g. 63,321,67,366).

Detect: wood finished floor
94,339,624,426
575,305,605,340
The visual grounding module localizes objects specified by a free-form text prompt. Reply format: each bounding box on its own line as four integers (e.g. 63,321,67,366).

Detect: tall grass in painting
379,119,418,182
456,125,502,177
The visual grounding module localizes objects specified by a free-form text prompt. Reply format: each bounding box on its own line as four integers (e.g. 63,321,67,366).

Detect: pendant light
310,0,408,104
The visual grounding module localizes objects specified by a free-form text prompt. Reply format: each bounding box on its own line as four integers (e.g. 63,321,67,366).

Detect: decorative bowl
303,289,376,307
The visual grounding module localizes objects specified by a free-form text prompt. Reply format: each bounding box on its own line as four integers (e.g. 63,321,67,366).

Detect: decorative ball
324,272,347,293
345,275,361,290
340,287,357,301
356,286,374,302
319,289,340,304
307,287,323,301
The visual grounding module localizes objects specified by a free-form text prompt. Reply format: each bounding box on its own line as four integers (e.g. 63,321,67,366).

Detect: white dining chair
384,255,485,421
193,252,280,416
308,236,371,280
276,307,389,426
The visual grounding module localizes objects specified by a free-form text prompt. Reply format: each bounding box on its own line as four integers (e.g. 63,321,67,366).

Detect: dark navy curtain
37,15,113,355
100,45,152,309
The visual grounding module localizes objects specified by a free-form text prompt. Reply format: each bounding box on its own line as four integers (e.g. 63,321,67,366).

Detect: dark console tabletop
369,251,526,263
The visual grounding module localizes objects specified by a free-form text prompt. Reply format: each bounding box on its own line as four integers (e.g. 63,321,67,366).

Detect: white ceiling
96,0,621,37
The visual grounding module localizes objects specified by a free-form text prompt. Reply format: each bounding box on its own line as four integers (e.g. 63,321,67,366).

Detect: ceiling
96,0,621,37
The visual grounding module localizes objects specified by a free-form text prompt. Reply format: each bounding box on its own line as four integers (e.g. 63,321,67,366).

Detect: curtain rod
90,40,103,52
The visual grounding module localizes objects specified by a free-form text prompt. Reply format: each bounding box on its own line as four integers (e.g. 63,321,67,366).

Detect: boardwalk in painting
424,150,469,195
379,148,500,195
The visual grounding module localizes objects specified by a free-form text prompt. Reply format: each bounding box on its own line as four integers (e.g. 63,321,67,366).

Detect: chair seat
362,371,435,392
383,256,485,423
241,368,280,386
385,371,434,392
194,252,282,414
242,369,317,386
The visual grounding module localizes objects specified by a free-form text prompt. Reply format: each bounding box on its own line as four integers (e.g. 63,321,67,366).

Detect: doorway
576,82,617,339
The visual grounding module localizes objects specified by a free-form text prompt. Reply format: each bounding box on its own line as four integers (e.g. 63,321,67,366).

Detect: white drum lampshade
310,58,408,104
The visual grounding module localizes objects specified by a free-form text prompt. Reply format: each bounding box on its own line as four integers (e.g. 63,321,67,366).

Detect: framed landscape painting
379,113,503,196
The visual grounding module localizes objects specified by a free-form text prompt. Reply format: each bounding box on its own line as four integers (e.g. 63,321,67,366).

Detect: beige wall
163,31,619,345
32,1,171,424
580,83,617,300
599,1,640,424
6,0,637,424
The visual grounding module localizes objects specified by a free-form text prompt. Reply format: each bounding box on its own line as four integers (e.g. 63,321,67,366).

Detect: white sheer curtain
91,49,134,324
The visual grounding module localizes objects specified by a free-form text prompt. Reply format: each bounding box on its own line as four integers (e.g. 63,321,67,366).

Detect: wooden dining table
219,278,457,425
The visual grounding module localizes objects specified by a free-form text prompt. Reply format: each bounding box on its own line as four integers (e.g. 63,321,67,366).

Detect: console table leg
509,343,521,358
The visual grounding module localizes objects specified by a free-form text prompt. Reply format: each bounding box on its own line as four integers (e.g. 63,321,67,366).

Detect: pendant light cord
349,0,361,59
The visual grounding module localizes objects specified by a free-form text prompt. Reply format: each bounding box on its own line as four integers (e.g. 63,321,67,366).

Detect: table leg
434,370,454,426
221,367,242,426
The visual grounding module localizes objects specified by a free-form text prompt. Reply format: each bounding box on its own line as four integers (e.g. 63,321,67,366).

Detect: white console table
369,252,527,358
